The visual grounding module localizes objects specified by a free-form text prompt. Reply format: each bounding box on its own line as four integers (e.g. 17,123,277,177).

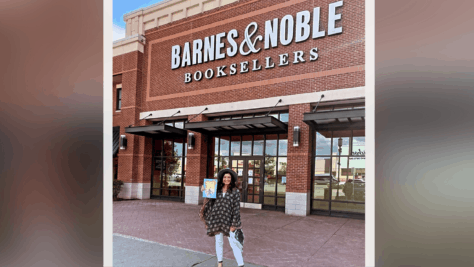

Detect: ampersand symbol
239,22,263,56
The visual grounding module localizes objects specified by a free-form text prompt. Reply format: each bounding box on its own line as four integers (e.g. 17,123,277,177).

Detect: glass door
151,138,187,201
230,157,244,200
230,157,264,204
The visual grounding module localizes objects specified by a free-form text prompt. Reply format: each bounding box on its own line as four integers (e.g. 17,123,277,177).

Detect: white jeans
215,232,244,266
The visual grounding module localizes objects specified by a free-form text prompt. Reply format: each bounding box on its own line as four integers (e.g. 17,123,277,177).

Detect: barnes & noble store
113,0,365,217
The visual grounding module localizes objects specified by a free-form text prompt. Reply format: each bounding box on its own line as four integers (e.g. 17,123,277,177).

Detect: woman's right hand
201,185,205,192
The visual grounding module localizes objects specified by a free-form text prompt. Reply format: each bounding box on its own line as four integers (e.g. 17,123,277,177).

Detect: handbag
234,229,244,247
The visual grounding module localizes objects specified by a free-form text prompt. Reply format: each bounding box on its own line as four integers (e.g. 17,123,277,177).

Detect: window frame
116,84,122,111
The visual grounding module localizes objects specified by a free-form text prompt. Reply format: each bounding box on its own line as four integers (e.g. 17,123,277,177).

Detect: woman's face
223,173,232,185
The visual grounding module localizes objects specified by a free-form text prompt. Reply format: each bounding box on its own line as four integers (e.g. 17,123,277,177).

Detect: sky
113,0,166,41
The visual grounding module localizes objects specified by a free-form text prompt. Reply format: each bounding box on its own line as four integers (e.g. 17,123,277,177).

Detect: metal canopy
185,116,288,135
125,124,187,138
303,108,365,131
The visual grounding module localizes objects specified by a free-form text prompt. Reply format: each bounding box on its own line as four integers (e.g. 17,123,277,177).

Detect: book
203,178,218,199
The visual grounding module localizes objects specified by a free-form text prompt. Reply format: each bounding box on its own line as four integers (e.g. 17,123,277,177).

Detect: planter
113,180,124,200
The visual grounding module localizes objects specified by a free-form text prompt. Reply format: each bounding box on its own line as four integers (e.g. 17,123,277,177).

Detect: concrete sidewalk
113,200,364,267
114,234,265,267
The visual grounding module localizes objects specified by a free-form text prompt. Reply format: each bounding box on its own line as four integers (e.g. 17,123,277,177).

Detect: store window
313,130,365,215
152,119,186,128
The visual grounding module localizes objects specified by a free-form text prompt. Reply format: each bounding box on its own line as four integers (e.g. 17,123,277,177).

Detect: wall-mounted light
293,126,300,147
187,133,195,149
120,135,127,150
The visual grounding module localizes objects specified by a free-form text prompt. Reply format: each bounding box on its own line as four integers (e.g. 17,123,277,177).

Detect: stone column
285,103,313,216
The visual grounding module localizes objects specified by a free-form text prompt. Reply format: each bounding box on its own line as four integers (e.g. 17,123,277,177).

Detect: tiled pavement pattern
114,200,364,267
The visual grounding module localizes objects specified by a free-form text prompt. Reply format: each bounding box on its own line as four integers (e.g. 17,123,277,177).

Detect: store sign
352,148,365,156
170,1,344,83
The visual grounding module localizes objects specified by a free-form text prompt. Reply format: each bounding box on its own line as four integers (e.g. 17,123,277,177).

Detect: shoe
217,261,223,267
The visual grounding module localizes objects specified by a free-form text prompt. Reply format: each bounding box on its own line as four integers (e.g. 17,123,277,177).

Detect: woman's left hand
230,227,236,232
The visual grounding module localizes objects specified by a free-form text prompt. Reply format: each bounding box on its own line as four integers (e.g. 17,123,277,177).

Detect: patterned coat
199,187,242,237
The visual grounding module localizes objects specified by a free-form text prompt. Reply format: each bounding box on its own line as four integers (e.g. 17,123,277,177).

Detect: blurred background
375,0,474,266
0,0,103,266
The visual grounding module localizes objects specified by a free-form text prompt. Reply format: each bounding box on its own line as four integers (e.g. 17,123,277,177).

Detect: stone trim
122,0,239,36
117,182,151,199
113,35,146,57
285,191,310,216
242,203,262,209
118,182,132,199
140,86,365,119
185,185,204,205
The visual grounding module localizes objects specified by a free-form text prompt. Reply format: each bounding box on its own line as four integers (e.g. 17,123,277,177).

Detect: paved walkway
113,200,364,267
114,234,264,267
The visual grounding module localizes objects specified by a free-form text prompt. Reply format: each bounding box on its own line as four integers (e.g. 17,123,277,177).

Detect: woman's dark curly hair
216,168,238,193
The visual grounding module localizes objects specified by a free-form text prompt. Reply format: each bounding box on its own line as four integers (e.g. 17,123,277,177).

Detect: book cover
203,178,218,199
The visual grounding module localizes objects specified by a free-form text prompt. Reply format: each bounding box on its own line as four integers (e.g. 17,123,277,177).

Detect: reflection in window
253,135,264,156
174,139,183,157
163,140,173,157
332,156,348,182
278,157,287,176
265,157,277,177
332,131,351,156
242,135,252,156
315,157,331,175
265,134,278,156
220,137,230,156
231,136,241,156
214,137,219,156
352,136,365,157
316,132,331,155
312,179,330,200
213,157,219,177
220,157,229,170
348,157,365,181
154,139,163,157
278,134,288,156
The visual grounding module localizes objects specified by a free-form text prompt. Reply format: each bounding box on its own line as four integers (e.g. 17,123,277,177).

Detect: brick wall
141,0,364,110
112,0,364,198
286,103,313,193
185,114,208,186
113,51,151,186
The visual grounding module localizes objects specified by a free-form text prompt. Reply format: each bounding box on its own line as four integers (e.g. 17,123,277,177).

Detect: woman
199,169,244,267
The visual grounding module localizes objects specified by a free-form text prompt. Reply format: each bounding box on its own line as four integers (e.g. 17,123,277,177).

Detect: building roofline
113,34,145,46
123,0,174,21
